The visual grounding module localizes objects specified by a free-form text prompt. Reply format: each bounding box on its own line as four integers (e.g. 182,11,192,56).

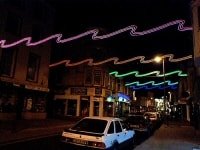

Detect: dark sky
50,0,193,60
48,0,193,95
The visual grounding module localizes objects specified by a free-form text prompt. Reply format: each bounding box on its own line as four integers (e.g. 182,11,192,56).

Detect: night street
0,0,200,149
0,121,199,150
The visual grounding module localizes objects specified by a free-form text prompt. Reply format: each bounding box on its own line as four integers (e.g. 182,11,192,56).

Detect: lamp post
154,56,166,112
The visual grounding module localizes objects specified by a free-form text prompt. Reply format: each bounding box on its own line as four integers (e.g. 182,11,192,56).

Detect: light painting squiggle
130,85,178,90
49,54,192,67
125,80,178,86
109,70,187,78
0,20,192,48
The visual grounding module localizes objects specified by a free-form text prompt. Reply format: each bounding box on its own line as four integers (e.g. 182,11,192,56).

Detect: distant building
52,65,132,118
0,0,54,120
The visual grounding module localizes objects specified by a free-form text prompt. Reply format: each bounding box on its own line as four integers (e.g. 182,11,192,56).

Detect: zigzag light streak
109,70,187,78
0,20,192,48
130,85,178,90
125,80,178,86
49,54,192,67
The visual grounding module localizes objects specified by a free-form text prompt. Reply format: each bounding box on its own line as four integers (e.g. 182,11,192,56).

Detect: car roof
83,116,122,122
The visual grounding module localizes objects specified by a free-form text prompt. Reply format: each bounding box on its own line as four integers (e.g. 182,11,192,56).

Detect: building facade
0,0,54,120
53,65,132,118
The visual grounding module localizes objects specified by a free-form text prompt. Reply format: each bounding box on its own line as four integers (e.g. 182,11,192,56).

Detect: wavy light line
130,85,178,90
0,20,192,48
49,54,192,67
109,70,187,78
125,80,178,86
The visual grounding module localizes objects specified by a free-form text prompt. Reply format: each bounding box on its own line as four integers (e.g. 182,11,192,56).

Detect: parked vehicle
125,114,153,137
61,117,135,149
143,111,161,129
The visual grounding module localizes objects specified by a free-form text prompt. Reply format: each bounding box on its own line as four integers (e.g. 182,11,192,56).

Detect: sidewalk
135,123,200,150
0,117,79,145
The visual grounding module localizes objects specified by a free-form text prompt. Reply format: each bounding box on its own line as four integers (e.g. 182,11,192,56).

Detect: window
108,122,114,134
5,12,22,36
93,69,101,85
115,121,122,133
26,53,40,82
84,68,93,85
0,48,17,77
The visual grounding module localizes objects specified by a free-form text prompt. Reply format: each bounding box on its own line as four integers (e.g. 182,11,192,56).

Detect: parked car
61,117,135,149
125,114,153,137
143,111,161,129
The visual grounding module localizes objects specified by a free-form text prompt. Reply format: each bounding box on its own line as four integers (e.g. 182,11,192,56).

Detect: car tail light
88,141,106,149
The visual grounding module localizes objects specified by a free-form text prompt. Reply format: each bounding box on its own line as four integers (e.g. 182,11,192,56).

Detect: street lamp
154,56,166,112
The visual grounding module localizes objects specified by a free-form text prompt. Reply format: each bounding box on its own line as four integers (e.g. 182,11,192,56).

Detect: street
1,122,199,150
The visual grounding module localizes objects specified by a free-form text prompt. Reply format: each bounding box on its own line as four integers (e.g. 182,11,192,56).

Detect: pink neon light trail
0,20,192,48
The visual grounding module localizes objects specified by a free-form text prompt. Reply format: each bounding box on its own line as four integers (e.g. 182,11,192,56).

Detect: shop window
80,100,89,117
104,101,113,117
26,53,40,82
5,12,22,36
0,48,17,77
93,101,99,116
67,100,77,116
0,94,17,113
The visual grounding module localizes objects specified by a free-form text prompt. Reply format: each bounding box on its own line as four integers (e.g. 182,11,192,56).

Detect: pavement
135,122,200,150
0,118,199,150
0,117,80,146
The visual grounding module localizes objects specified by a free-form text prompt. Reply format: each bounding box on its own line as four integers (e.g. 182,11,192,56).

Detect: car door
114,121,125,144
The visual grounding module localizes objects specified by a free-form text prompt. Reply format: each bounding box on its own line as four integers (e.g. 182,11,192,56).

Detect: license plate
72,139,88,145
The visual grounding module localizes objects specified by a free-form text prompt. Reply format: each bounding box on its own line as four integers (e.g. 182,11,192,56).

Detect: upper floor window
93,69,101,85
26,53,40,82
5,12,22,36
0,48,17,77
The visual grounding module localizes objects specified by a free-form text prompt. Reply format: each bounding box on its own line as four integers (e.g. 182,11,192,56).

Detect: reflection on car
61,117,135,149
125,114,152,136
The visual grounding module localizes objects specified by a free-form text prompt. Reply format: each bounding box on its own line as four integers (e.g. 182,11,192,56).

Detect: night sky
48,0,193,95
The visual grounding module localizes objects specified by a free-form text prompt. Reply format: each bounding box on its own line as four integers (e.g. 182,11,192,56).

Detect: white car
61,117,135,149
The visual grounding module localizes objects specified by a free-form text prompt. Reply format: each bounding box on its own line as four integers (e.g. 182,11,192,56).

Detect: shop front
0,81,48,120
104,93,130,117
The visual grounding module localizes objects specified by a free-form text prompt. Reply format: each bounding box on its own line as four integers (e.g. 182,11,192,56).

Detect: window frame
26,52,40,82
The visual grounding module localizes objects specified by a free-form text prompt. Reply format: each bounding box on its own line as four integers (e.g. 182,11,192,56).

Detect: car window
71,118,107,133
120,121,129,130
115,121,122,133
107,121,114,134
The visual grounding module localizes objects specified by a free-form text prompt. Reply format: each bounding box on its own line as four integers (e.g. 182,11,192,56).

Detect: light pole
154,56,166,112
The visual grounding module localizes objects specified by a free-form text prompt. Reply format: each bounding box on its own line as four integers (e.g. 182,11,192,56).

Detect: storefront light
107,96,113,102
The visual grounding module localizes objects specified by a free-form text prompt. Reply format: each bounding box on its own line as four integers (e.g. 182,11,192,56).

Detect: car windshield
71,118,108,133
